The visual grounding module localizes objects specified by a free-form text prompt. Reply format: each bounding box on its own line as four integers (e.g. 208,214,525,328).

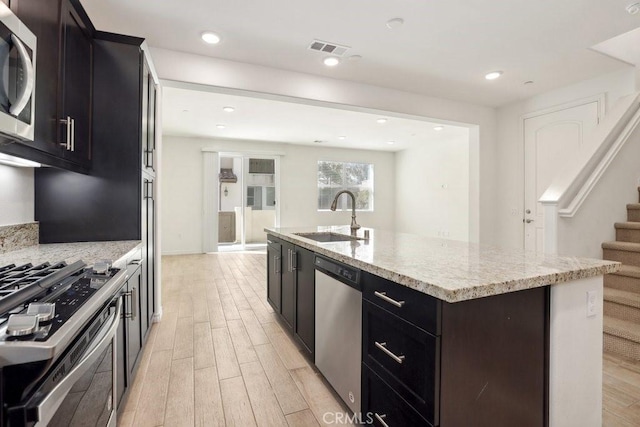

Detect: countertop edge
266,228,620,303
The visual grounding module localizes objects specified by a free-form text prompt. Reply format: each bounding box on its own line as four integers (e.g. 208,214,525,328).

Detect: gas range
0,259,127,427
0,260,127,367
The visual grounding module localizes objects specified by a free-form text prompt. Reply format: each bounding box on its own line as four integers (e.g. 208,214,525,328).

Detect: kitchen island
265,226,619,427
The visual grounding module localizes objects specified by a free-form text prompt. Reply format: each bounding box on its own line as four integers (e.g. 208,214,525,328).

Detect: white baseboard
161,249,202,256
152,307,163,323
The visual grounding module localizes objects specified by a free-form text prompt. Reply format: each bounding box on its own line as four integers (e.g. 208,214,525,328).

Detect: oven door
22,297,121,427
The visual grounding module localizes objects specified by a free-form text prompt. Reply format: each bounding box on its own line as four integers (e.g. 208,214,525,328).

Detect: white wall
162,136,396,255
0,165,34,226
495,67,637,250
151,47,490,245
396,131,470,241
557,123,640,258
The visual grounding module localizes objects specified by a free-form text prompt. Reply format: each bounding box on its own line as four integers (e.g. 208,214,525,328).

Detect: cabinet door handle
374,291,405,308
70,117,75,152
9,34,35,117
287,249,291,272
375,341,405,364
274,256,280,274
60,116,71,150
374,413,390,427
291,250,297,271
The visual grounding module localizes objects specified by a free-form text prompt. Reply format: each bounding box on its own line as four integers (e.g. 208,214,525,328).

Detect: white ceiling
80,0,637,107
162,86,469,151
593,27,640,66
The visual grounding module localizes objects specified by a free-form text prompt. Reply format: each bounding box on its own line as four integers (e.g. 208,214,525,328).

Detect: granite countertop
0,240,142,267
265,226,620,303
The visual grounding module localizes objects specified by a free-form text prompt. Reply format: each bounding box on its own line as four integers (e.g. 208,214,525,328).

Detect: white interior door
523,101,600,252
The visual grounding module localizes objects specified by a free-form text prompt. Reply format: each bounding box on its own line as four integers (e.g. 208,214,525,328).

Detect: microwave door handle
8,34,34,117
32,298,121,427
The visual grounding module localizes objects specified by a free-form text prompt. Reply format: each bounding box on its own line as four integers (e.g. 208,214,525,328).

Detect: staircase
602,190,640,360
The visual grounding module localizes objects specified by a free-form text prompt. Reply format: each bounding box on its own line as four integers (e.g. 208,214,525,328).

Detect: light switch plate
587,291,597,317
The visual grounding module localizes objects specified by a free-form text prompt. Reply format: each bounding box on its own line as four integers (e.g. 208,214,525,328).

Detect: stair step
604,333,640,361
605,266,640,292
615,222,640,243
604,288,640,323
604,287,640,308
628,204,640,222
604,316,640,343
603,242,640,267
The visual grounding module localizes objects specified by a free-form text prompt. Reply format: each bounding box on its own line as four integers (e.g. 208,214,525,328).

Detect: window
318,161,374,211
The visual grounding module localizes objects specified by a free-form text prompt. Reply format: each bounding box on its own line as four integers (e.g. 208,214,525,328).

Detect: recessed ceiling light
376,118,388,124
627,3,640,14
216,124,226,129
338,136,346,140
222,106,235,112
387,141,395,145
386,18,404,29
433,126,444,131
485,71,503,80
323,57,340,67
201,32,221,44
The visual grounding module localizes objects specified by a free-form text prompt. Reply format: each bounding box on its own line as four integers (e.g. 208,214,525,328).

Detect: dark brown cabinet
281,240,296,330
124,262,143,378
141,60,156,172
3,0,94,172
267,238,282,313
362,270,549,427
266,235,315,359
294,246,314,356
141,176,155,341
58,0,92,166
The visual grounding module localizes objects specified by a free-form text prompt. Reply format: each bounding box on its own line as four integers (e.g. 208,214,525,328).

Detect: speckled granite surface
0,240,142,267
266,226,620,303
0,222,38,253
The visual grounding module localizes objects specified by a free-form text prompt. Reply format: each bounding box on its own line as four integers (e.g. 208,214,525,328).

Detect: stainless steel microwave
0,3,36,141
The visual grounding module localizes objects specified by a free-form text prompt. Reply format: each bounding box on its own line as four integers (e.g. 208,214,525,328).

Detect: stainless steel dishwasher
314,255,362,415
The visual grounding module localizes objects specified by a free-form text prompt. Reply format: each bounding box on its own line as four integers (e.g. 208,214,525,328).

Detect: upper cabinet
1,0,94,172
142,59,157,174
58,0,93,166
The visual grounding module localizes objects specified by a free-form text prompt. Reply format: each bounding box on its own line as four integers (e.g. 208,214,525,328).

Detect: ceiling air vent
308,40,350,57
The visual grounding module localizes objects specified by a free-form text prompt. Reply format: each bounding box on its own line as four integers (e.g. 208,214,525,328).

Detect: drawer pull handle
374,291,405,308
374,413,390,427
375,341,405,364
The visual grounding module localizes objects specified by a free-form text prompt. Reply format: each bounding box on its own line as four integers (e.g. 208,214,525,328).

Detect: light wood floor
118,252,351,427
118,252,640,426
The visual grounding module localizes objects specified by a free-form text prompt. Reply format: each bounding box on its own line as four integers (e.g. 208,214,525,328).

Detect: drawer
362,270,440,335
362,365,432,427
363,300,439,424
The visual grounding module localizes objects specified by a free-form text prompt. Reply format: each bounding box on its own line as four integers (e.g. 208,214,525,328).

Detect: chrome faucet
330,190,361,233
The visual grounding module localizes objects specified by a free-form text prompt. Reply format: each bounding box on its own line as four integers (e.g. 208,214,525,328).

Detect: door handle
9,34,34,117
525,219,534,224
374,291,405,308
70,117,75,152
274,256,280,274
291,250,297,271
375,341,405,364
60,116,71,150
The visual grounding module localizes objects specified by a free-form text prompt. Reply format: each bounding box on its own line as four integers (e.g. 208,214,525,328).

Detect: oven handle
33,297,121,427
9,34,35,117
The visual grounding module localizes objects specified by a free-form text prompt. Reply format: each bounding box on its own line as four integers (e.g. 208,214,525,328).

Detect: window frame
317,160,375,212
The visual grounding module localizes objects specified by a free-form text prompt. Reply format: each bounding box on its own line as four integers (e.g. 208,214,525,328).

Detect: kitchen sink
294,232,362,242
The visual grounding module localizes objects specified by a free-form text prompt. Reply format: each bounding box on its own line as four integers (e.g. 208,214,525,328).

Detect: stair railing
539,92,640,254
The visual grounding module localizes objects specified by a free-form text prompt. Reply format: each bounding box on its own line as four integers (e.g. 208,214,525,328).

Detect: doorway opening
217,154,279,252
